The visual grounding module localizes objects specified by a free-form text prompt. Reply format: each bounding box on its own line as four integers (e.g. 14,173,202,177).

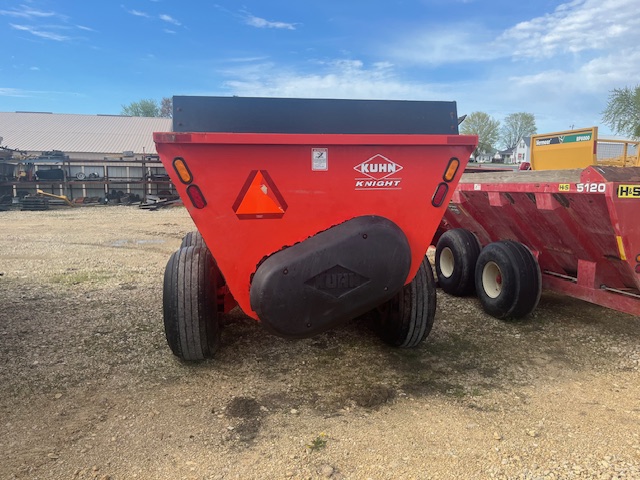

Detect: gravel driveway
0,206,639,480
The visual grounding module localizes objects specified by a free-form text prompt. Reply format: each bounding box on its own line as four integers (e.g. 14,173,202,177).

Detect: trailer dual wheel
374,257,437,348
180,231,205,249
435,228,481,296
163,245,221,361
475,240,541,319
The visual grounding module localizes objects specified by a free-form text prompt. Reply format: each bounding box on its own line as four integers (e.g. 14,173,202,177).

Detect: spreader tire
375,257,437,348
475,240,541,320
435,228,481,296
180,231,205,249
163,245,220,361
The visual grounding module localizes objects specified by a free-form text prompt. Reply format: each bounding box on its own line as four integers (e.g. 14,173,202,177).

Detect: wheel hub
482,261,503,299
440,247,455,278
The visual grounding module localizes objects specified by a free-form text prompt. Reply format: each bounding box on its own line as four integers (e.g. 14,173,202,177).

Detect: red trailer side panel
441,166,640,316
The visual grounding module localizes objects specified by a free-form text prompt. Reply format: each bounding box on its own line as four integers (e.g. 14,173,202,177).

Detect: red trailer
435,166,640,318
154,96,477,361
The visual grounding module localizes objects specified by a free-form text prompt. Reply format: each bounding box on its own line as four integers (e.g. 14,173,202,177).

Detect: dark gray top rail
172,96,459,135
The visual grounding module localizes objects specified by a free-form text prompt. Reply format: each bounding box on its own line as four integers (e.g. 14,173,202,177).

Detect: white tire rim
439,247,455,278
482,261,503,299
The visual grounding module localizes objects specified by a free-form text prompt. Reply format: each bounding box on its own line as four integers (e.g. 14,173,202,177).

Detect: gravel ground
0,206,639,480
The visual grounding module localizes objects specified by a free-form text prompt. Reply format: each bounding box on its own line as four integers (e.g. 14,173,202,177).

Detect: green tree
602,85,640,139
460,111,500,158
121,99,161,117
501,112,537,149
160,97,173,118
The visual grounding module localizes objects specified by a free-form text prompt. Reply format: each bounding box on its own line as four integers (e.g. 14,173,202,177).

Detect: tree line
460,84,639,159
121,98,173,118
460,111,536,159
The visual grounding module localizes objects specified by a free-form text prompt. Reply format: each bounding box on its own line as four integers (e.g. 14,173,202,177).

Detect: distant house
474,148,515,164
514,136,531,164
497,147,515,164
473,153,490,163
472,148,498,163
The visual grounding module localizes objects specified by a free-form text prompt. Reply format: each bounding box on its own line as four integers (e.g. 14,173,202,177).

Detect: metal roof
0,112,172,155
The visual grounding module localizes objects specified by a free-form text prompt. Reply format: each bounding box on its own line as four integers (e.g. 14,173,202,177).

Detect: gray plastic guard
249,216,412,338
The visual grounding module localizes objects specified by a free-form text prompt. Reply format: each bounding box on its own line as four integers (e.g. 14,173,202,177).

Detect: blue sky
1,0,639,139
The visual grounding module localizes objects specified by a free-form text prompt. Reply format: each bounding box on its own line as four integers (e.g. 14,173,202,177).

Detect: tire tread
475,240,541,320
436,228,481,296
163,246,220,361
378,257,436,348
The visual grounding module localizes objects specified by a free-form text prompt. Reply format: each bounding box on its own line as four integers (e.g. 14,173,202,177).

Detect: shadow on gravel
3,275,639,426
188,288,640,422
204,312,512,417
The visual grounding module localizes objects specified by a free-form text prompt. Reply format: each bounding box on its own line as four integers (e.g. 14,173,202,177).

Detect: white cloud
0,87,83,99
227,56,271,63
444,48,640,136
244,14,297,30
510,51,640,93
10,23,69,41
0,87,31,97
385,25,505,65
500,0,638,59
2,5,95,41
159,14,181,26
220,41,640,136
127,9,150,18
223,59,440,100
386,0,639,65
372,0,640,135
0,6,58,19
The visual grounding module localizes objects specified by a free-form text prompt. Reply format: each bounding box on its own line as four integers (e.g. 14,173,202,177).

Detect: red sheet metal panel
155,132,477,319
442,166,640,315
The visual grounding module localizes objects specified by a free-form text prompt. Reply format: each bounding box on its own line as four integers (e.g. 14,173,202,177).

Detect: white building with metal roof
0,111,171,159
0,112,174,202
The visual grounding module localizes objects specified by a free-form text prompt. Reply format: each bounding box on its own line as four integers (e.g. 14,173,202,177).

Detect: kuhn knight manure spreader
154,96,477,361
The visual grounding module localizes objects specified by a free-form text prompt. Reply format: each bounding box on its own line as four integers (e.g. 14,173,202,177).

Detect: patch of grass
50,271,111,286
427,333,481,357
445,384,467,398
352,384,396,408
306,433,327,452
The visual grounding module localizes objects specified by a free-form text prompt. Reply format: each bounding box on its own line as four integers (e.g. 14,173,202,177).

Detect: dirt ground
0,206,639,480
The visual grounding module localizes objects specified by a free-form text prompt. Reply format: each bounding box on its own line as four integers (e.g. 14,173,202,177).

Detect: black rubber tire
180,231,205,249
474,240,542,320
374,257,437,348
435,228,481,296
163,245,220,361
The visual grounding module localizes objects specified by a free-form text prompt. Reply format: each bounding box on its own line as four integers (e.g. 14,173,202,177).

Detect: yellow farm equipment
529,126,639,170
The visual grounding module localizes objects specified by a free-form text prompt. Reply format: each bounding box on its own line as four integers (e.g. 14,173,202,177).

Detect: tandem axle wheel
436,229,542,320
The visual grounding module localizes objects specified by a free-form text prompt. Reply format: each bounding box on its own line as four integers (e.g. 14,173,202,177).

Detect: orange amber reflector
173,157,193,184
443,157,460,182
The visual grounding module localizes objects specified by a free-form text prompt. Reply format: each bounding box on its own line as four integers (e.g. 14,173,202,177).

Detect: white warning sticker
312,148,328,171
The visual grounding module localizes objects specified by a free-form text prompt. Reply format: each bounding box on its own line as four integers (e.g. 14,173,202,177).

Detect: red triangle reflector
232,170,288,219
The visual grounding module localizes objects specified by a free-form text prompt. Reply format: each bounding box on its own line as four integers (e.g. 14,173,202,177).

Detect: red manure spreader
154,96,477,360
434,166,640,319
